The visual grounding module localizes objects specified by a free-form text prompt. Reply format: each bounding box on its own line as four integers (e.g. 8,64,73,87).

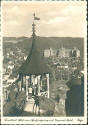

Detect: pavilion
17,14,50,101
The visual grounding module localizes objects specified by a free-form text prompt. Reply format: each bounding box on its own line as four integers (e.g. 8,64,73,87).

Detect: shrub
3,91,26,116
39,96,55,116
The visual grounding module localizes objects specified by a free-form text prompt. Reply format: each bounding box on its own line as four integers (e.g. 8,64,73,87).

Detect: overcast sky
2,1,86,37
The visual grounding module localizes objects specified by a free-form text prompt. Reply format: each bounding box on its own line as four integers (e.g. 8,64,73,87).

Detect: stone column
25,76,26,83
31,75,34,84
46,74,49,98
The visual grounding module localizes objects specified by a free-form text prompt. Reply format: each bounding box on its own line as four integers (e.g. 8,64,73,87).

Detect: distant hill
3,36,84,58
3,36,28,43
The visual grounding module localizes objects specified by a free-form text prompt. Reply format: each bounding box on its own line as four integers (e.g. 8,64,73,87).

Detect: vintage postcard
0,0,87,124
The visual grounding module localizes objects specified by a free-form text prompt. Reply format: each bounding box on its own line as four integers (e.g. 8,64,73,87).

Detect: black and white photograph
1,0,87,124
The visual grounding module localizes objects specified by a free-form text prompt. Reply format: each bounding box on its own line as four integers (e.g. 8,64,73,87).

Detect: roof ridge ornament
32,13,40,39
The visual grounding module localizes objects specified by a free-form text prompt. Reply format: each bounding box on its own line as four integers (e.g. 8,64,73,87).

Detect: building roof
18,36,50,75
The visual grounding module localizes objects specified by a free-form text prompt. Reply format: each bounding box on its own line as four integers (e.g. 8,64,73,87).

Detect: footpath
24,98,45,115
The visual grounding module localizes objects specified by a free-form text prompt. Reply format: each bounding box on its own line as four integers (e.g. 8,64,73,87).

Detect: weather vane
33,13,40,21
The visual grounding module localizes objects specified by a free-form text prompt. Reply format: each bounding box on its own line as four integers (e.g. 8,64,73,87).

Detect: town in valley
3,34,84,116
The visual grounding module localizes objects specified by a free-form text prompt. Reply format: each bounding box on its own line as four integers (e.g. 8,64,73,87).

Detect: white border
1,0,87,124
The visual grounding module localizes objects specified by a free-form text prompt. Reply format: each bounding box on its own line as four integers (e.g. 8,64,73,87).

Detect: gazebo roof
18,36,50,75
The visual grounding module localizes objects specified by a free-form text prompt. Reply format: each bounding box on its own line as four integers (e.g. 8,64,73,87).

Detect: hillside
3,36,84,57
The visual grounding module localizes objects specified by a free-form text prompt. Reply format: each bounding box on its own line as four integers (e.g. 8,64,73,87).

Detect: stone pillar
31,75,34,84
46,74,49,98
23,76,25,84
17,74,19,79
56,85,69,116
26,76,29,101
25,76,26,83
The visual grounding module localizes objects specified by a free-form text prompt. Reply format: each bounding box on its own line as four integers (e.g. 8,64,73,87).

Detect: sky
2,1,87,37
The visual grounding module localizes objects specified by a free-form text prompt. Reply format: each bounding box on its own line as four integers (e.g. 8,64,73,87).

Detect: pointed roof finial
32,13,40,37
33,13,35,20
